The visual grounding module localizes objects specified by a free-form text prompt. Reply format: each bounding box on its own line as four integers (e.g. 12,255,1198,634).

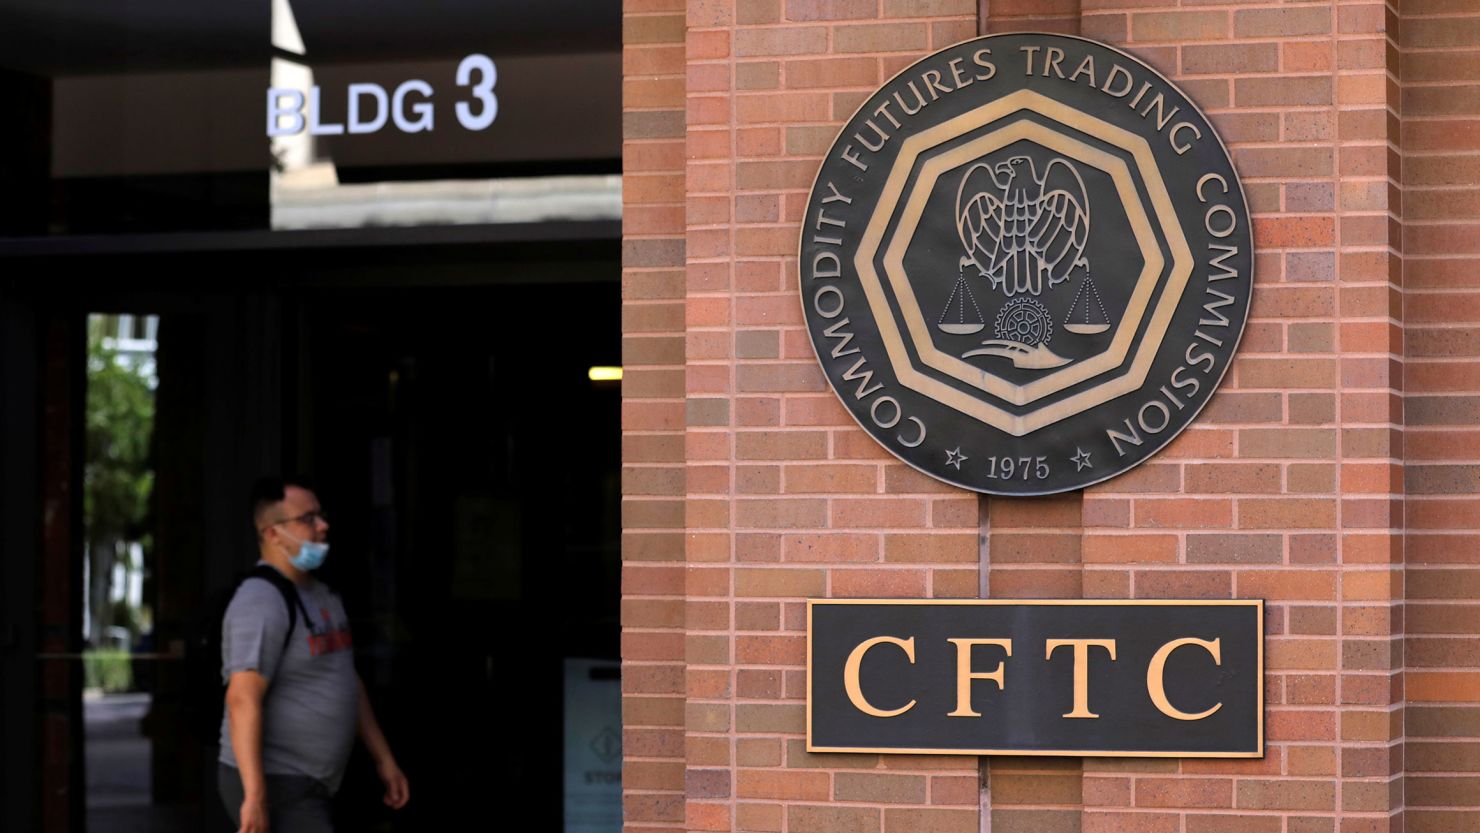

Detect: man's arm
225,670,271,833
355,674,409,809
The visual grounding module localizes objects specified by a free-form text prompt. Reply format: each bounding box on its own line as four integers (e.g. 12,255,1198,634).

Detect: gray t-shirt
218,564,359,792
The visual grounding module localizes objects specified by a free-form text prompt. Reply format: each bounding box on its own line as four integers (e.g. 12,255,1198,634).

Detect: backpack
182,564,311,741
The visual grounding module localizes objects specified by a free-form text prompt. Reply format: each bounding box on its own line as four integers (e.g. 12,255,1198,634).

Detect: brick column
621,3,1430,833
622,3,690,831
682,3,981,833
1068,2,1407,832
1401,2,1480,831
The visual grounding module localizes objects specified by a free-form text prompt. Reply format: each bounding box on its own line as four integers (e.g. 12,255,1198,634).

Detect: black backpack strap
248,564,313,655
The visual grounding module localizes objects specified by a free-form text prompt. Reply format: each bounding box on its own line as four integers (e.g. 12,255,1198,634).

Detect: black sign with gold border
808,599,1263,758
800,33,1253,495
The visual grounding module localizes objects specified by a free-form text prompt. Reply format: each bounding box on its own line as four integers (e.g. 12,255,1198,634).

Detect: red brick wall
623,1,689,829
1401,1,1480,830
683,2,982,832
618,0,1476,831
1066,2,1407,832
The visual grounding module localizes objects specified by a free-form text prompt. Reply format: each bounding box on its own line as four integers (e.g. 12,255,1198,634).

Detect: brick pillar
622,2,689,831
621,3,1430,833
1335,3,1406,832
984,0,1080,33
1065,2,1408,832
681,3,981,833
1401,1,1480,831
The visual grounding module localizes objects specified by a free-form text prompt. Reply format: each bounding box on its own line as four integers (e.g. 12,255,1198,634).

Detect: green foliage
83,648,134,693
84,324,155,546
84,321,156,657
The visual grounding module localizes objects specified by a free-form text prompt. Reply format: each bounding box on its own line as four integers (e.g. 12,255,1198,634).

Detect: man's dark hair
249,474,316,532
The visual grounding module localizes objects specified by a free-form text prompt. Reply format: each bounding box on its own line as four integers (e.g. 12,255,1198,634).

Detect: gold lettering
1127,81,1153,110
948,57,973,90
1185,341,1216,374
840,356,884,400
1107,418,1144,456
822,181,852,204
854,119,889,152
922,69,951,99
843,636,917,718
1139,400,1171,434
869,395,901,429
1019,45,1041,75
873,100,902,129
1044,639,1117,718
822,318,860,358
1101,64,1134,97
1159,383,1185,410
1194,329,1225,348
1043,46,1066,78
897,416,926,448
972,48,996,81
1205,204,1237,239
1068,54,1096,85
1147,637,1223,721
893,82,927,116
1171,365,1201,398
813,285,845,318
1137,92,1179,130
1195,173,1228,203
1170,121,1201,155
1207,244,1240,282
947,638,1012,717
1199,288,1236,328
811,252,841,281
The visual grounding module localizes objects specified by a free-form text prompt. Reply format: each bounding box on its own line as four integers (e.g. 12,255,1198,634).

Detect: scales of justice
937,155,1111,370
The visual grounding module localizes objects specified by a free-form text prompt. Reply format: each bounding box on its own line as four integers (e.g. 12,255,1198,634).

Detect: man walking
219,476,409,833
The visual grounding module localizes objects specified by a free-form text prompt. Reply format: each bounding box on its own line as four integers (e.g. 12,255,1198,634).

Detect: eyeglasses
262,510,328,533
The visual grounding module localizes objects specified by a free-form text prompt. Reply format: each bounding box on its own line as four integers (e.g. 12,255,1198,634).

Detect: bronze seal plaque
800,33,1252,495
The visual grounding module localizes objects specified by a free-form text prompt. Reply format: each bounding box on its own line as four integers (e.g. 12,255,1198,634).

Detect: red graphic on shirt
307,606,353,657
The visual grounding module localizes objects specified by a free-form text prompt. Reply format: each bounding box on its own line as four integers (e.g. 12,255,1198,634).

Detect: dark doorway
0,237,621,832
297,279,623,831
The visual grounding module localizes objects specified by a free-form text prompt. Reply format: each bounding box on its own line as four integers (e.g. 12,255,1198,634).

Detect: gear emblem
994,297,1053,346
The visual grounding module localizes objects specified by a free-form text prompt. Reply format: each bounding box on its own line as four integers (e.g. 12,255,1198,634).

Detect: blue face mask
286,536,330,571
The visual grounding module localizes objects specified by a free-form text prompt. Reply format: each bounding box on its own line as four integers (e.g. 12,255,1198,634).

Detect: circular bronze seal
800,33,1253,496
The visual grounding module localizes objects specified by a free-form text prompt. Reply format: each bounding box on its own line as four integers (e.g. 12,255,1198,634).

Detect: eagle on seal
955,155,1091,298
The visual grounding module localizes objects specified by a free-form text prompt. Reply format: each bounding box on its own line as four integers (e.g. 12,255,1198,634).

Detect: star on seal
945,448,968,470
1070,447,1093,471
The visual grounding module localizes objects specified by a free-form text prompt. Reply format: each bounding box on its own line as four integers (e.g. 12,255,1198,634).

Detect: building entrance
0,238,621,832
